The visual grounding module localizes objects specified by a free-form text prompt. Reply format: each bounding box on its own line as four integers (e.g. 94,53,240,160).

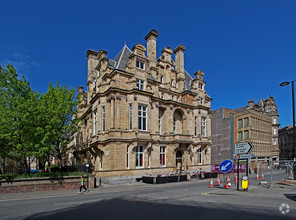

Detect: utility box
242,176,248,190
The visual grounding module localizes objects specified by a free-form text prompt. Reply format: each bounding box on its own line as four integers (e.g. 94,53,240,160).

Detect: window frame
194,116,197,136
198,148,202,165
198,82,203,90
243,117,249,128
126,146,130,169
244,130,249,140
136,79,145,91
99,151,103,170
238,119,243,129
93,110,97,135
138,105,147,131
136,60,145,70
160,146,166,167
102,105,105,133
129,104,132,131
201,117,206,137
173,117,177,134
136,146,144,168
238,131,243,141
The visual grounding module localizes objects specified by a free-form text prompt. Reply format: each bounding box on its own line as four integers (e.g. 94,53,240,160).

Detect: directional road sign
234,153,255,160
219,160,233,173
235,142,254,154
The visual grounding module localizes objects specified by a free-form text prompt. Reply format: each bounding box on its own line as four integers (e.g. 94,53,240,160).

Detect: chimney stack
174,44,186,73
145,29,159,68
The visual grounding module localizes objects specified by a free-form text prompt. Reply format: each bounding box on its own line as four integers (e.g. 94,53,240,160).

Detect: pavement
0,169,294,201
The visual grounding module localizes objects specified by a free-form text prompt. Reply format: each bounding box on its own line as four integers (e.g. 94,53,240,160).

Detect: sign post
234,142,254,191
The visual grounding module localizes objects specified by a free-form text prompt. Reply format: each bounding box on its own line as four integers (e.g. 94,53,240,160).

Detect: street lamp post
280,80,296,180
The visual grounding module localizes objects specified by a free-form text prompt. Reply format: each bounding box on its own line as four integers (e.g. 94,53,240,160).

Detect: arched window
173,109,183,134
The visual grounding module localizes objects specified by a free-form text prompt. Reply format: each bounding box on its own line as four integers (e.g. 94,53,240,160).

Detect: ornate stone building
70,30,212,183
211,96,279,169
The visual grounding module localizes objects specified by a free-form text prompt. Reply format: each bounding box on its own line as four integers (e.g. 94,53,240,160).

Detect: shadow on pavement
284,194,296,202
25,198,294,220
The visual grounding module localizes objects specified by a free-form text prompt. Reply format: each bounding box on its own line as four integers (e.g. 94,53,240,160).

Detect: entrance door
176,150,183,171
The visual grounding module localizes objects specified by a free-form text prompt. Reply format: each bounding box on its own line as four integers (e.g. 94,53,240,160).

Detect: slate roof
111,44,132,71
184,70,193,91
108,45,212,98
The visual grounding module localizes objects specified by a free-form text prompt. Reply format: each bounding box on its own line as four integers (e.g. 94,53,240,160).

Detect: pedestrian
78,176,89,193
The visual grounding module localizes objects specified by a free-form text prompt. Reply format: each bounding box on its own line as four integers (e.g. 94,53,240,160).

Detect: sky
0,0,295,128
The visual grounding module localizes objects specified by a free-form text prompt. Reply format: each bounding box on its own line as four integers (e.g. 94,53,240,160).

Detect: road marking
201,189,220,196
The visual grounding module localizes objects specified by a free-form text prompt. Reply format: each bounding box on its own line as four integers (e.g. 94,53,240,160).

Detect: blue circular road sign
219,160,233,173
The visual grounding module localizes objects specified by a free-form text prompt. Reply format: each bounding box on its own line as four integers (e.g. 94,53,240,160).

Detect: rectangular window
136,61,145,70
244,118,249,128
93,111,97,135
238,119,243,129
97,68,101,77
136,79,145,90
198,148,202,165
159,112,162,135
238,132,243,141
171,79,174,86
273,117,277,124
92,79,96,90
127,146,129,169
102,106,105,132
244,130,249,140
160,147,166,167
273,138,277,145
199,83,203,90
136,146,144,168
273,128,277,135
200,97,203,105
138,105,147,131
129,104,132,131
201,117,206,137
194,116,197,136
173,117,177,134
160,76,163,83
99,151,103,170
161,93,164,99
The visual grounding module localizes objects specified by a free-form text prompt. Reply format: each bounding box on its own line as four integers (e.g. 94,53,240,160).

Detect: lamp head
280,81,290,87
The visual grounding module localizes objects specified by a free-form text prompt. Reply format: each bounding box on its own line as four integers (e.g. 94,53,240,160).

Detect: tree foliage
0,65,79,172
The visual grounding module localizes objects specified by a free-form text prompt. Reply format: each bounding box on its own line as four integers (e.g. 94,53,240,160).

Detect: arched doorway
176,150,183,171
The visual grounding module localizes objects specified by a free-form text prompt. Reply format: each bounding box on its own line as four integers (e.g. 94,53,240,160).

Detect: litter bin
242,175,248,190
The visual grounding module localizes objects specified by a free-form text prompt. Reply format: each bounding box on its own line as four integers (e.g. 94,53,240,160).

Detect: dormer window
136,79,145,91
199,83,203,90
200,97,203,105
136,60,145,70
92,79,96,90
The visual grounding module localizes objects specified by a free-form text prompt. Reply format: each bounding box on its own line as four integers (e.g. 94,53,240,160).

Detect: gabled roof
111,44,132,71
184,70,193,91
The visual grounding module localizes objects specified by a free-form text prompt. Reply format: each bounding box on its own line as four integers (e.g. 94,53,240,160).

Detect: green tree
0,65,40,171
38,82,80,169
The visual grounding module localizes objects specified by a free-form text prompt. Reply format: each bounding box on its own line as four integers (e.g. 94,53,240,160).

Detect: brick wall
0,176,83,194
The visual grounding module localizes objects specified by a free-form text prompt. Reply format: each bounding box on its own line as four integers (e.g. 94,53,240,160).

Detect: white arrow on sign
221,162,231,171
234,153,255,159
235,142,254,154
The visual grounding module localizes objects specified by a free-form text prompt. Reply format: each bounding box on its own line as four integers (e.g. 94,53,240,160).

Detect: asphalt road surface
0,171,295,220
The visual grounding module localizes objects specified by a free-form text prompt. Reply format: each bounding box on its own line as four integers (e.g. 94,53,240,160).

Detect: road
0,171,295,220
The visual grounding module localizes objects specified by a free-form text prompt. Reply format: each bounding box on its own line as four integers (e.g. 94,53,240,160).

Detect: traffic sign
219,160,233,173
234,153,255,159
235,142,254,154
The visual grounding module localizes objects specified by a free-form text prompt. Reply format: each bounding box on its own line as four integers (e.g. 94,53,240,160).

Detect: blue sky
0,0,295,128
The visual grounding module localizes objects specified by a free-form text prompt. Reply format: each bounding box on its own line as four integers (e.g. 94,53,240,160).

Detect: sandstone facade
69,30,212,183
